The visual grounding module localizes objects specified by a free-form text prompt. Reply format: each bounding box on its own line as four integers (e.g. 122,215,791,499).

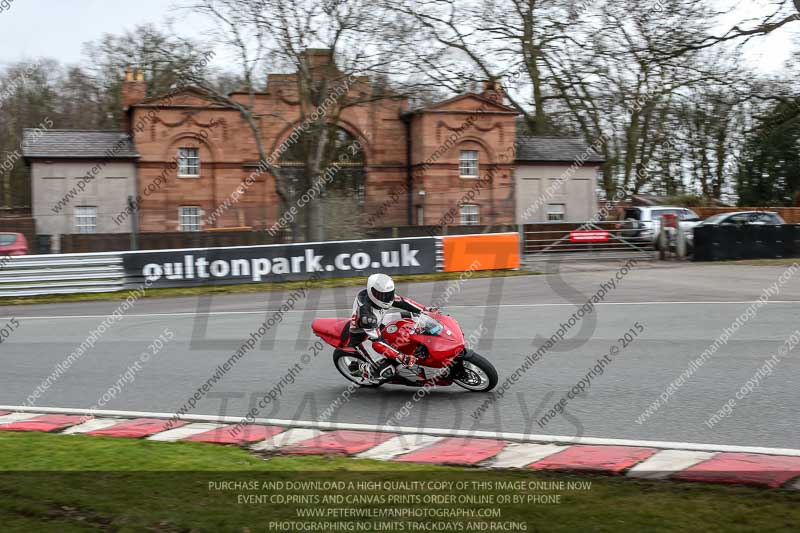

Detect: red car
0,232,29,256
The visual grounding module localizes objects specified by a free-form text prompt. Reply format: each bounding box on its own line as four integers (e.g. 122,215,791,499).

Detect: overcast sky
0,0,797,73
0,0,196,66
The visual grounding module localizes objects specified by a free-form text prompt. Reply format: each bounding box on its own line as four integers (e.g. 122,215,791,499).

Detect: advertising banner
569,230,610,243
441,233,519,272
122,237,438,288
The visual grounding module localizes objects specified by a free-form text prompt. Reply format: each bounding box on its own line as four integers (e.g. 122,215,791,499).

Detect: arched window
281,126,364,166
279,126,365,203
278,126,367,239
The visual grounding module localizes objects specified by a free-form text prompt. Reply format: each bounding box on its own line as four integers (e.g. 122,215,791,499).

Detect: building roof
22,130,139,159
516,136,605,163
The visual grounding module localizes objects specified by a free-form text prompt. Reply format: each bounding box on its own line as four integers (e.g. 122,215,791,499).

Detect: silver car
698,211,785,226
621,206,702,246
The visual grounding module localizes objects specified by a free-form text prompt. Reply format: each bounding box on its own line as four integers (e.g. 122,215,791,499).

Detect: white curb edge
2,405,800,457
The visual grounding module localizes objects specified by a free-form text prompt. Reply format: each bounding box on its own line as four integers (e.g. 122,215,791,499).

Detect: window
679,209,700,221
749,212,783,225
700,213,727,225
547,204,566,221
650,209,680,221
623,208,642,221
459,150,479,178
179,206,201,232
460,204,479,225
75,207,97,234
178,147,200,176
357,182,366,206
727,213,751,225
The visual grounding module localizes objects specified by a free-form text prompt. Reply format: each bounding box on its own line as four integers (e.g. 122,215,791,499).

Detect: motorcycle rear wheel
332,349,383,388
452,350,498,392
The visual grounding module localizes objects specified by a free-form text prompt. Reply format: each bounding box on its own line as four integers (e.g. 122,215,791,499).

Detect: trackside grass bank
0,432,798,532
715,258,800,267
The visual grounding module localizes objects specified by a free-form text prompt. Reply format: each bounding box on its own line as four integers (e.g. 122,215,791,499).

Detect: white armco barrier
0,252,125,297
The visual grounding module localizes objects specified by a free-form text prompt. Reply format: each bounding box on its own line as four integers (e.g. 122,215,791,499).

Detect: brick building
26,50,605,247
123,50,518,236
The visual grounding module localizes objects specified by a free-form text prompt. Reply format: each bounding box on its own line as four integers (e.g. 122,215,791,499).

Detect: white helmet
367,273,395,309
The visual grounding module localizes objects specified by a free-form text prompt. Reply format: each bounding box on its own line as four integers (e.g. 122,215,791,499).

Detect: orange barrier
441,233,520,272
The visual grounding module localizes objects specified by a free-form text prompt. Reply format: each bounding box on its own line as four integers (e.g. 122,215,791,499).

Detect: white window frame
178,147,200,177
75,206,97,234
547,203,566,221
460,204,480,225
459,150,479,178
179,206,201,232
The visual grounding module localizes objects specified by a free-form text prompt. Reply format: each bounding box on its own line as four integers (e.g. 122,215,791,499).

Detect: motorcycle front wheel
452,350,498,392
332,349,383,388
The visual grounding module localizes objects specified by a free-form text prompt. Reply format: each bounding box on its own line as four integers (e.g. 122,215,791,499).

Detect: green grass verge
0,269,536,306
709,258,800,267
0,432,798,532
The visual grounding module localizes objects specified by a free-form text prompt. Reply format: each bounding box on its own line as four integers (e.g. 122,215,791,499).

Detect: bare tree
83,23,213,127
541,0,736,197
184,0,406,241
661,0,800,56
388,0,581,135
389,0,747,199
674,89,745,199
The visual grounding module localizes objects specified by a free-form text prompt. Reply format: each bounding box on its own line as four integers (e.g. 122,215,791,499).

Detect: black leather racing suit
348,288,427,365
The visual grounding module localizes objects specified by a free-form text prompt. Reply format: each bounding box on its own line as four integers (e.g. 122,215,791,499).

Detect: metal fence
0,252,126,298
522,221,656,261
54,225,517,254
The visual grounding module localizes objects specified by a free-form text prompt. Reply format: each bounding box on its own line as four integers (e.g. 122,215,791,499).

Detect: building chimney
481,80,504,104
300,49,336,74
121,68,147,110
121,68,147,133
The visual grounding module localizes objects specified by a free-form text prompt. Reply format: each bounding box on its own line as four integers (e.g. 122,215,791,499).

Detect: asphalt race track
1,261,798,449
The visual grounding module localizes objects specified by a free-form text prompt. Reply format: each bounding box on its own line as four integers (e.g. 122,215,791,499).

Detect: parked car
0,232,29,256
620,206,702,248
697,211,785,227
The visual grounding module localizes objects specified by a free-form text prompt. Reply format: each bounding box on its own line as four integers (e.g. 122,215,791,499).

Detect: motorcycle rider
349,273,437,379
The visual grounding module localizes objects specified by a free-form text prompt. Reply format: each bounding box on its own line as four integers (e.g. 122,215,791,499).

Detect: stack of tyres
776,225,790,258
743,225,778,259
692,226,713,261
764,225,781,258
716,225,740,261
741,226,757,259
789,225,800,258
675,224,799,262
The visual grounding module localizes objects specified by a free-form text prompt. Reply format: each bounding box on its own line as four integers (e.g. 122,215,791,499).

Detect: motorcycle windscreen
414,315,443,335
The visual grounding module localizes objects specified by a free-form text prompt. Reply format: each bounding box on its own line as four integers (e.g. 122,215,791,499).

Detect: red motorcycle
311,311,498,391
